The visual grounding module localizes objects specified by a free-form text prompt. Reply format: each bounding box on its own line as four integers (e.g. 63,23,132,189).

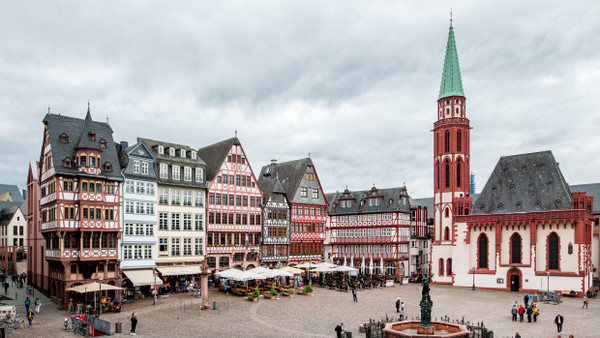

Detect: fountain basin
383,321,469,337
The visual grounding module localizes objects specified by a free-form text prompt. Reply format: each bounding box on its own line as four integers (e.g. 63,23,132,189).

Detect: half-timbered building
34,108,123,305
407,200,432,277
327,186,412,279
259,158,327,265
138,138,206,279
198,137,262,272
257,176,290,266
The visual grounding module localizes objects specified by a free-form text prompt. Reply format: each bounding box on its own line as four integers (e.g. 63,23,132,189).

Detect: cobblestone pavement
8,282,600,337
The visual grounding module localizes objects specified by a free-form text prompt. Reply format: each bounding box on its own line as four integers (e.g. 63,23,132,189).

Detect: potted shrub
250,286,260,302
288,288,295,299
304,283,313,296
269,285,278,300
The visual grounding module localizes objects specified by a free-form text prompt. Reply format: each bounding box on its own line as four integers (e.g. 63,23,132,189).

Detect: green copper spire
438,22,465,100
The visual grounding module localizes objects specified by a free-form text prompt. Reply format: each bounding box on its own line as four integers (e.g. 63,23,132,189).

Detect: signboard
496,278,504,284
385,280,394,287
88,323,95,337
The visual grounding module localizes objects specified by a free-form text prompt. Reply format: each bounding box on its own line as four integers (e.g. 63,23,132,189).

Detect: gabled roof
43,111,122,180
325,192,339,213
76,108,100,150
259,158,312,199
327,186,412,215
438,22,465,100
473,151,571,214
570,183,600,214
0,184,24,203
196,137,240,181
257,177,286,203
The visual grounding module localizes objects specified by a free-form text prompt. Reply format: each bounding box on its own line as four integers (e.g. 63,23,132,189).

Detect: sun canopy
279,266,303,275
231,270,267,282
156,265,202,276
310,266,336,272
295,262,317,269
123,269,163,287
315,262,337,268
334,265,358,272
247,267,292,278
67,282,123,293
215,268,244,279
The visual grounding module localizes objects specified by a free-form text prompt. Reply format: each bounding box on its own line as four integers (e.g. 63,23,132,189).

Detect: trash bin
213,301,219,310
346,331,352,338
532,294,538,302
115,321,122,333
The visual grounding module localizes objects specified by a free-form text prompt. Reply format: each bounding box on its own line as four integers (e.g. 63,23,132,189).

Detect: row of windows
266,226,288,237
267,209,288,220
300,187,319,199
124,223,155,236
334,213,395,222
41,206,56,222
58,232,118,249
158,237,203,256
131,160,151,175
125,181,155,195
216,174,256,188
335,228,392,238
123,245,153,260
158,188,203,207
208,212,261,226
336,244,407,254
262,245,288,257
77,153,102,168
157,145,197,160
436,160,464,189
206,232,260,246
475,232,561,270
125,201,155,215
158,212,203,231
208,193,259,207
291,223,324,233
60,179,116,195
292,206,324,216
158,164,203,182
437,129,463,154
290,242,322,256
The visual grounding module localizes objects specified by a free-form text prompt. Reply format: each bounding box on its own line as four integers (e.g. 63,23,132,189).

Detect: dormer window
158,145,164,155
63,157,72,167
181,149,186,158
88,132,96,141
104,162,113,171
191,151,197,160
59,133,69,143
169,147,175,157
99,139,107,148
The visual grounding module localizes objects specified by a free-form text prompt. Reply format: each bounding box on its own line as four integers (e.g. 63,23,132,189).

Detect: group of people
511,297,539,323
23,296,41,328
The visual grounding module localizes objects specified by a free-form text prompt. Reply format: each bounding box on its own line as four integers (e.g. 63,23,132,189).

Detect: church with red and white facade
431,22,594,295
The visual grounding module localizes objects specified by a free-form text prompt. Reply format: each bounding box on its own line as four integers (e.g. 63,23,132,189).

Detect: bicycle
64,317,75,332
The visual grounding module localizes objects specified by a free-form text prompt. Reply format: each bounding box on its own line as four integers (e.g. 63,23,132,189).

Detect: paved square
10,283,599,337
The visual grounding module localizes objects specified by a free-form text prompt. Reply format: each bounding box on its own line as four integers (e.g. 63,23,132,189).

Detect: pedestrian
24,297,31,313
27,309,34,328
515,332,521,338
523,294,529,308
532,304,539,322
335,322,344,338
3,281,7,294
511,303,518,322
582,295,589,309
130,312,138,335
526,304,533,322
554,313,564,334
35,298,41,313
401,301,405,312
352,287,358,302
68,298,74,314
518,304,525,322
396,297,401,312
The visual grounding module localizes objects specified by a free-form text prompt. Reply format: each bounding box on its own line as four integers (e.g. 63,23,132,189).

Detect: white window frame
158,145,164,155
141,162,149,175
181,149,186,158
133,160,140,174
169,147,175,157
191,151,197,160
184,167,192,181
195,168,203,182
160,163,168,179
172,165,180,180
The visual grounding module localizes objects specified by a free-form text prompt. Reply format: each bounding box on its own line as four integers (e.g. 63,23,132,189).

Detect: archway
507,267,522,292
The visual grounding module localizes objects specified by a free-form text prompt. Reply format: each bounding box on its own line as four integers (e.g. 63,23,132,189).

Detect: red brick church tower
431,20,473,283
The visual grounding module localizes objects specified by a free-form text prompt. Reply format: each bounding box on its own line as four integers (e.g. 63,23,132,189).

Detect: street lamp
546,271,551,295
471,267,476,291
153,268,158,306
98,277,103,316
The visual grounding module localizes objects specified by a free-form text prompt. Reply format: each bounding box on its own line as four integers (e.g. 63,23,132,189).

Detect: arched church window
568,242,573,255
444,208,449,218
478,234,488,269
444,131,450,152
444,227,450,240
457,130,461,152
548,232,559,270
445,163,450,188
457,161,461,187
511,233,522,264
447,258,452,275
439,258,445,276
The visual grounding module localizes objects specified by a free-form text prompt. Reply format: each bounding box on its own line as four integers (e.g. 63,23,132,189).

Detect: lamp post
546,271,551,294
471,267,475,291
98,277,103,316
153,268,158,306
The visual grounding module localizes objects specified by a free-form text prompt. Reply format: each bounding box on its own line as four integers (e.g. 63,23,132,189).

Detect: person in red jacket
518,304,525,322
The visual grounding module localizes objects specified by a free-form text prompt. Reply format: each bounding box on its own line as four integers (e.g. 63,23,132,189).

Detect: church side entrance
508,267,521,292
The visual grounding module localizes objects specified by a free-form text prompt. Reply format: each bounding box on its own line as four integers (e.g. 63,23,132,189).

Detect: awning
156,265,203,276
124,269,163,287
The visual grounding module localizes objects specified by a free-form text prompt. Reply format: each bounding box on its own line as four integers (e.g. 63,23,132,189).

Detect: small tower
432,19,472,282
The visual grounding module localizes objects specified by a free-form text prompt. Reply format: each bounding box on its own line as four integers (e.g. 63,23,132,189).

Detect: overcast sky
1,1,599,198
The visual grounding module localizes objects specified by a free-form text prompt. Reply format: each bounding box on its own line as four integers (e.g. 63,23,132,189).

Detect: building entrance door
510,274,520,292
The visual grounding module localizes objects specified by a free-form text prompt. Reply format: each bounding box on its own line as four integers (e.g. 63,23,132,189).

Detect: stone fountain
383,274,469,337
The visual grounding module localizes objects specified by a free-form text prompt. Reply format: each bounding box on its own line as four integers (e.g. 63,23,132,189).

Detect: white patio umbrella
334,265,358,272
215,268,244,279
310,266,337,273
343,257,347,266
295,262,315,269
361,257,366,273
380,257,385,275
315,262,337,269
350,256,354,268
369,257,374,275
232,270,267,282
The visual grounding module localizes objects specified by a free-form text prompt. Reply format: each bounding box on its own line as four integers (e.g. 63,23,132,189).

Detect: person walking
554,313,564,334
511,303,518,322
532,304,539,322
396,297,401,312
582,295,589,309
401,301,405,312
523,294,529,308
335,322,344,338
27,309,34,328
24,297,31,313
352,288,358,302
3,281,8,294
35,298,41,313
130,312,138,335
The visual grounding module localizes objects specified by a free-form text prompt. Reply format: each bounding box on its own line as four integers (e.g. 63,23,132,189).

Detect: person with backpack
583,295,589,309
35,298,41,313
27,309,34,328
24,297,31,313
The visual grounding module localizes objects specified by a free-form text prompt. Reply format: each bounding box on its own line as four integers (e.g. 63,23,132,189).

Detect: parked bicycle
64,317,74,331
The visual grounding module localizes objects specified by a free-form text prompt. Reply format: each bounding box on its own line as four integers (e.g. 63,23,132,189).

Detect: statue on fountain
419,273,434,329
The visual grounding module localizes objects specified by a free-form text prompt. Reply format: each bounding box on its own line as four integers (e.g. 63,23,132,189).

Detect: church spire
438,19,465,100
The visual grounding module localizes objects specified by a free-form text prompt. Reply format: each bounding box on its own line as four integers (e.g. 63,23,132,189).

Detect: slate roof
76,109,100,150
43,112,122,181
0,184,24,203
325,192,340,214
327,186,412,215
196,138,239,181
257,177,286,204
0,201,23,226
570,183,600,214
259,158,312,200
411,197,434,214
473,151,571,214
